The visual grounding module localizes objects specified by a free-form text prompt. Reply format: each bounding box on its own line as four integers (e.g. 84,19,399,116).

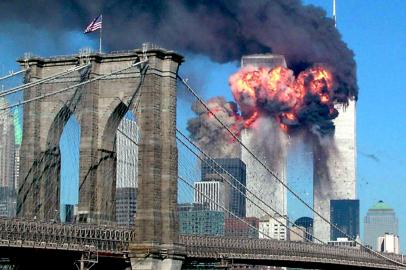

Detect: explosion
229,65,338,135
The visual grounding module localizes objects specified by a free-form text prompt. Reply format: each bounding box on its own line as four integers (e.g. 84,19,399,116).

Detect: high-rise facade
364,200,399,251
194,180,230,213
240,54,288,219
313,101,357,242
201,158,246,217
115,117,139,226
225,217,259,238
178,203,224,236
116,187,137,227
0,98,17,217
330,199,359,241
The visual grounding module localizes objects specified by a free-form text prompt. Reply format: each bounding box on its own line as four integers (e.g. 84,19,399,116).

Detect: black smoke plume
1,0,357,99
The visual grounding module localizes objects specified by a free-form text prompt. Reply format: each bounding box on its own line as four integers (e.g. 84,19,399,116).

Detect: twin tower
241,54,356,243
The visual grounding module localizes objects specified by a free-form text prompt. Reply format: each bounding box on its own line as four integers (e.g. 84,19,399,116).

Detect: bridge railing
0,218,403,268
0,218,135,253
180,235,404,268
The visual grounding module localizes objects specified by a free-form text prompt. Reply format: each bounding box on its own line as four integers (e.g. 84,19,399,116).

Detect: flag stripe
84,15,102,33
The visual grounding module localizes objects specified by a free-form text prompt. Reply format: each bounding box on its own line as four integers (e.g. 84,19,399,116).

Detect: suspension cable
178,75,406,266
0,64,91,98
0,69,27,82
1,60,148,111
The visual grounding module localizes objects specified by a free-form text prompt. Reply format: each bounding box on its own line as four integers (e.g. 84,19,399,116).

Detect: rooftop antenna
333,0,337,27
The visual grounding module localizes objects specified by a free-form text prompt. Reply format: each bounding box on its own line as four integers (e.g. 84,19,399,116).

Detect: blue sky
0,1,404,249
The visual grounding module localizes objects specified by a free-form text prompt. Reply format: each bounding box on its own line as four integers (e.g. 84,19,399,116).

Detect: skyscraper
330,199,359,241
313,101,357,242
201,158,246,217
364,200,399,251
116,187,137,227
240,54,288,219
13,108,22,192
115,117,139,226
0,98,17,217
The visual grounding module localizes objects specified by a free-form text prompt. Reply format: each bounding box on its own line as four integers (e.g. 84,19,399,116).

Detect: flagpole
99,15,103,53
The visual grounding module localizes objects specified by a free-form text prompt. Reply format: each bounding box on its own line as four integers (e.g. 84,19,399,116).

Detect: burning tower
313,101,357,242
240,54,288,220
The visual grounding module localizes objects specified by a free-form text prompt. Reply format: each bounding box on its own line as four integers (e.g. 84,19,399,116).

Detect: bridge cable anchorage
176,131,320,244
0,69,27,82
178,175,274,240
178,75,406,267
0,64,91,98
0,59,148,111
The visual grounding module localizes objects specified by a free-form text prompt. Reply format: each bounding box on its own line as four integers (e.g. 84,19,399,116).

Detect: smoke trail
0,0,357,98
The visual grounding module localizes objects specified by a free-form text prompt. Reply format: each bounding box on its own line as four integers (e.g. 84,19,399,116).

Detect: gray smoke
1,0,357,99
187,97,241,158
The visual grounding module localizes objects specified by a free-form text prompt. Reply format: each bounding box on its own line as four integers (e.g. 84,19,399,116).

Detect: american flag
84,15,102,33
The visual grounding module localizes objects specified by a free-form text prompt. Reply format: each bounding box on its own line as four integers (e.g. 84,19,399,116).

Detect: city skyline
0,0,404,256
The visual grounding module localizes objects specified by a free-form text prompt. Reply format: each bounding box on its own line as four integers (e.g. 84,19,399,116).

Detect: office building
330,199,359,241
201,158,246,217
259,214,288,241
364,200,399,251
0,187,16,217
290,217,313,242
328,237,359,248
178,203,224,236
377,233,400,254
116,187,137,227
225,217,259,238
240,54,288,219
116,117,139,188
0,98,17,217
194,179,230,213
115,117,139,226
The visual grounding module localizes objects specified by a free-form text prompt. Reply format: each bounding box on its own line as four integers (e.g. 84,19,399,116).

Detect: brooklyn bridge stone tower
17,45,185,269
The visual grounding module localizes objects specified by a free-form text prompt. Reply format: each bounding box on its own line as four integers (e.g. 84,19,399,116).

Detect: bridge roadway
0,218,404,269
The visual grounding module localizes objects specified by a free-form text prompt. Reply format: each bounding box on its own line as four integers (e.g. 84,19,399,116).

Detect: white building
313,100,357,242
115,117,139,225
194,179,230,213
259,214,288,241
241,54,288,219
377,233,400,254
327,237,359,248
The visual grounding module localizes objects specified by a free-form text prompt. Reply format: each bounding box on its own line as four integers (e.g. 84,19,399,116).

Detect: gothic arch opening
96,102,139,225
40,106,79,221
59,115,80,223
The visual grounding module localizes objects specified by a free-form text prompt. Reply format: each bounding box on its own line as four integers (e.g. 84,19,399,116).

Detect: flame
244,111,259,128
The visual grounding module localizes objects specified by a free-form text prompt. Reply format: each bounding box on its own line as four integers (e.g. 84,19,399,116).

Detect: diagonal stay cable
0,60,148,111
178,75,406,266
0,64,91,98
